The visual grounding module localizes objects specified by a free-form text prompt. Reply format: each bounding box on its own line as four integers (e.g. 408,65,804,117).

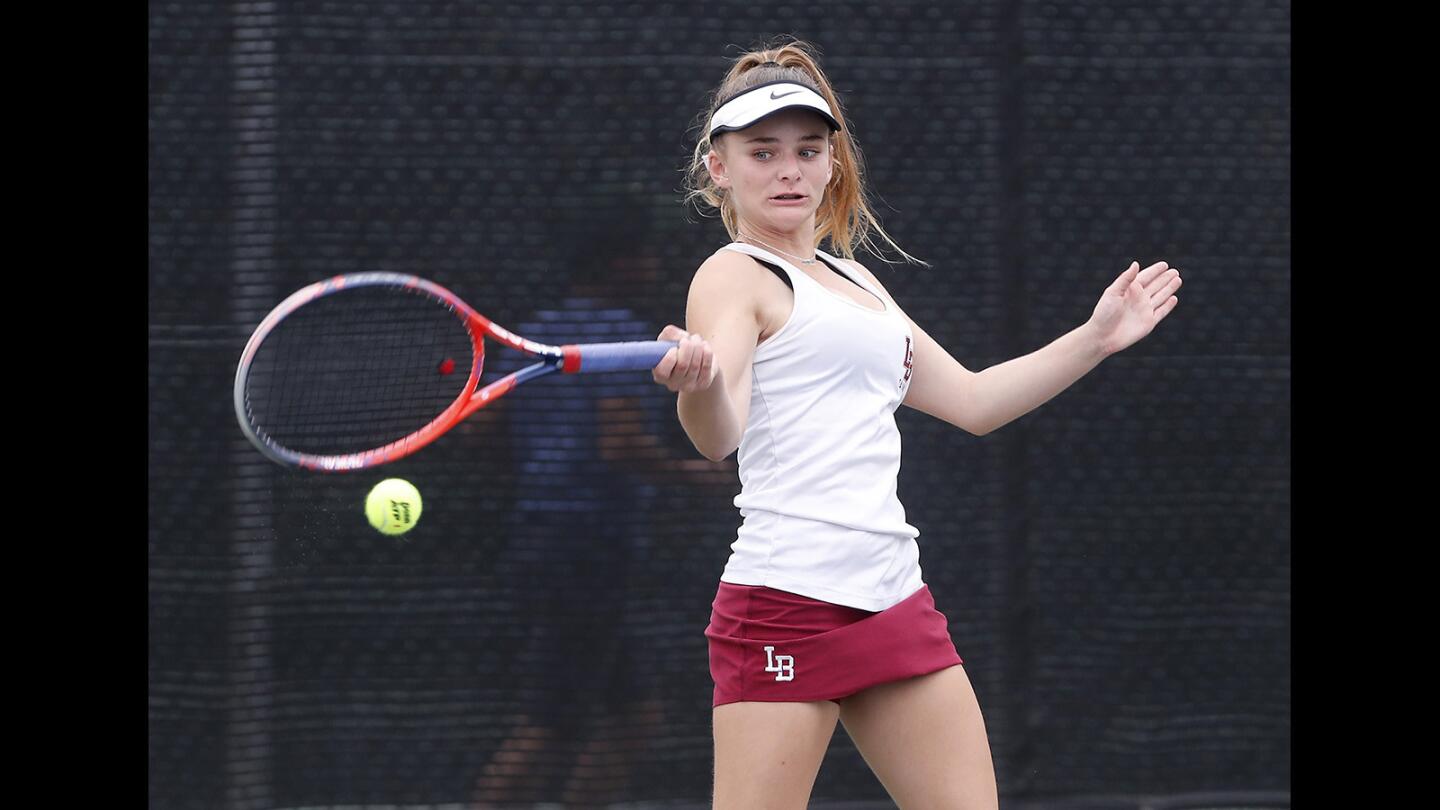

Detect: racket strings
243,285,477,457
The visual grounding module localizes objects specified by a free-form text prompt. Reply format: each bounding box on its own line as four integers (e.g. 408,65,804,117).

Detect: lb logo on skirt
764,645,795,681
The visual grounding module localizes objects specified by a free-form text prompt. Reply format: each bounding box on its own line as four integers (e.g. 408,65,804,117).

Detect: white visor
708,81,841,137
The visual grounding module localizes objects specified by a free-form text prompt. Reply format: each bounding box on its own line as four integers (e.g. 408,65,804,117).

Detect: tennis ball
365,478,423,536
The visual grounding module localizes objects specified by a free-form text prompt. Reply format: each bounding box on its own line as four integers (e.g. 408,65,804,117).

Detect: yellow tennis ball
365,478,423,536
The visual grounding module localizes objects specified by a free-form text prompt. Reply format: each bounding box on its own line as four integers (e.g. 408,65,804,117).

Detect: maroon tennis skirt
704,581,963,707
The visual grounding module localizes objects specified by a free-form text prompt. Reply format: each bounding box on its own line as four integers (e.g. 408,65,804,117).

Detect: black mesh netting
150,2,1289,808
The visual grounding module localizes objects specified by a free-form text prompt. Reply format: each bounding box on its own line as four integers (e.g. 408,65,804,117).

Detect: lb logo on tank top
763,645,796,681
898,336,914,391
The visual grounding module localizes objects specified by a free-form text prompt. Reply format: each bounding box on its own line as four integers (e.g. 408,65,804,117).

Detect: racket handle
563,340,678,373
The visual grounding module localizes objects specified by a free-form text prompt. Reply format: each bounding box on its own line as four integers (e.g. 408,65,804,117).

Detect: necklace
738,233,817,265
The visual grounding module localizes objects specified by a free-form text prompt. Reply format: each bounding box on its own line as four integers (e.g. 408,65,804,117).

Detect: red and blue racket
234,272,676,471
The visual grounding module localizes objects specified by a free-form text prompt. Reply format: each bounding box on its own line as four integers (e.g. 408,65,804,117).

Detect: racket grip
564,340,678,373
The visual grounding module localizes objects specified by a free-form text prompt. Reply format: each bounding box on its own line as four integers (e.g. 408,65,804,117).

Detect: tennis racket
234,272,676,471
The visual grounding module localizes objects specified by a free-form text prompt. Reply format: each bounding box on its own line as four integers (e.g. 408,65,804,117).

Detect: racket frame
234,272,640,472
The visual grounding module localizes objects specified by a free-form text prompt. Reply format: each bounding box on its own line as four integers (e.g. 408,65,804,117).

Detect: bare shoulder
692,246,773,292
690,248,760,308
689,247,792,340
685,247,767,328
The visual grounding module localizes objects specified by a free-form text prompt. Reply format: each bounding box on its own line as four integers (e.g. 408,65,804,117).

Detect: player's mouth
770,193,808,206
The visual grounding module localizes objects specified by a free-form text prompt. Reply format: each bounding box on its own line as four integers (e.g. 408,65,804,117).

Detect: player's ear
706,146,730,190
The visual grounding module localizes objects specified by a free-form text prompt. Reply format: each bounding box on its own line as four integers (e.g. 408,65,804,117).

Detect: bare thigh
838,665,998,810
712,700,841,810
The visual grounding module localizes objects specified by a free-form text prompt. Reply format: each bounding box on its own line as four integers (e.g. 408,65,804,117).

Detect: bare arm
953,324,1109,436
652,251,766,461
897,316,987,434
842,259,1138,437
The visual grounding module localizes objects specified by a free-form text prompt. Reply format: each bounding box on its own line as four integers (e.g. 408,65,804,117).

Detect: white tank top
717,242,925,612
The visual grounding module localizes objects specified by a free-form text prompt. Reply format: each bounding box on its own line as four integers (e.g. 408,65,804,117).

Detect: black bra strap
748,255,867,293
750,257,794,291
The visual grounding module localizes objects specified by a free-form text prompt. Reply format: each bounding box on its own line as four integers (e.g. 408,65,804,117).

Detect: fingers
657,323,689,342
651,330,716,392
673,333,713,388
1134,261,1167,288
1112,261,1140,293
652,348,678,382
1155,294,1179,322
652,324,689,386
695,337,715,388
1149,272,1182,308
1121,260,1183,303
1136,260,1183,289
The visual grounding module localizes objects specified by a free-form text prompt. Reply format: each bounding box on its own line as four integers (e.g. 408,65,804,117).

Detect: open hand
1088,260,1182,355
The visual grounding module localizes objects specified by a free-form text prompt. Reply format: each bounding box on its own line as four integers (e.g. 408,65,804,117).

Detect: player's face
709,109,834,235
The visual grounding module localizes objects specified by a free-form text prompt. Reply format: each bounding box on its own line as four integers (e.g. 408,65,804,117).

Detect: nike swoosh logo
770,90,801,100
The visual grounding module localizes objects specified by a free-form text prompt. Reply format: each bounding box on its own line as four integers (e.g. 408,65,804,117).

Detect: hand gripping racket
234,272,676,471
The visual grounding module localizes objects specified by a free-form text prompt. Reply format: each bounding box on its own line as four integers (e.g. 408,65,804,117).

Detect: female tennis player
650,38,1181,809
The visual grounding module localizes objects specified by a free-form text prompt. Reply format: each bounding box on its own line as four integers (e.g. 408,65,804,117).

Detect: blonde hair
683,36,925,265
